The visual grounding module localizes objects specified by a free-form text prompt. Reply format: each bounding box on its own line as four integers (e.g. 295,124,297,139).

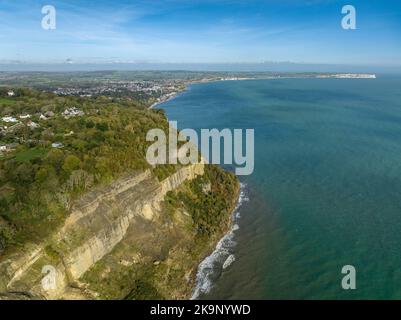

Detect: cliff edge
0,162,239,300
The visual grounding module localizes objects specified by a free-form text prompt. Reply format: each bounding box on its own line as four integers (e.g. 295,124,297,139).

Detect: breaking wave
191,183,249,300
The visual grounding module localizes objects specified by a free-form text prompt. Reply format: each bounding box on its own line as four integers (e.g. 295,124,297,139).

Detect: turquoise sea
159,75,401,299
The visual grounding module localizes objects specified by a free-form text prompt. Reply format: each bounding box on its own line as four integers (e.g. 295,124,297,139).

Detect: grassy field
0,98,17,105
15,148,48,162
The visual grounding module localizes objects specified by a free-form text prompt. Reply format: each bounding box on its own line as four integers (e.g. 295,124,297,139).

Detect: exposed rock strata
0,163,204,299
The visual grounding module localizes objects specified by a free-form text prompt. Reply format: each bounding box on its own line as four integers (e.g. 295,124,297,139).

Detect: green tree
62,155,81,173
46,149,65,171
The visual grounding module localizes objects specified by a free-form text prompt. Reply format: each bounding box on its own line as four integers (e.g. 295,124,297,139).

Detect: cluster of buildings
0,107,84,155
52,79,183,98
0,142,18,153
0,114,40,133
1,107,84,130
63,107,85,119
1,113,40,132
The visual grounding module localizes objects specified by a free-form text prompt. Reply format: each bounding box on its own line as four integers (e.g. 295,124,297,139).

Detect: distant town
0,70,376,156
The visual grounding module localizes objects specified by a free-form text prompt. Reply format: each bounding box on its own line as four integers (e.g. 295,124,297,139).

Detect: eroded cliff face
0,163,205,300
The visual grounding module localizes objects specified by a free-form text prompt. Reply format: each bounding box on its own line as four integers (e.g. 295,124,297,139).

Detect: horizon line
0,61,400,67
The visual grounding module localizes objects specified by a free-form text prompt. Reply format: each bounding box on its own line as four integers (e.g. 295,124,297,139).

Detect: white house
52,142,63,148
6,143,18,150
2,116,18,123
39,114,48,121
27,120,40,129
0,145,6,151
19,114,31,119
7,91,15,97
63,107,85,119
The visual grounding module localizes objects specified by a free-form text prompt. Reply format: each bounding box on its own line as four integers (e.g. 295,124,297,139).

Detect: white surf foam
222,254,236,270
191,183,249,300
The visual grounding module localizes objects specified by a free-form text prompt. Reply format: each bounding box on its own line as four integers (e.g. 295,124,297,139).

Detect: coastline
149,77,253,110
189,182,246,300
148,83,245,300
149,72,376,110
148,72,376,299
149,90,187,109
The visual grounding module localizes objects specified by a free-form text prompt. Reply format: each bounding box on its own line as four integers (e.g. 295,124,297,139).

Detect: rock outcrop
0,163,204,299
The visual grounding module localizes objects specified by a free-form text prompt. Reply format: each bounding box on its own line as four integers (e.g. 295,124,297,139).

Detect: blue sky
0,0,400,66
